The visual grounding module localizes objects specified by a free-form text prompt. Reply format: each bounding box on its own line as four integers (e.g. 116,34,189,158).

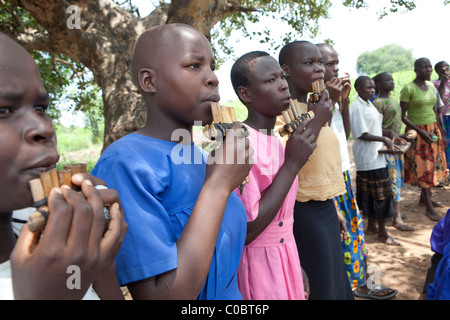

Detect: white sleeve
350,102,369,140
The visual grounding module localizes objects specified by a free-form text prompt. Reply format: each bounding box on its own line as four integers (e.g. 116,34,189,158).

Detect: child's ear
237,86,251,104
138,68,156,93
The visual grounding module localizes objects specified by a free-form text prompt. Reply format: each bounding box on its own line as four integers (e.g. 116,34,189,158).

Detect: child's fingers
224,124,251,163
294,118,311,134
10,224,41,259
96,188,122,208
328,77,343,88
60,185,94,249
291,120,314,143
79,179,107,248
304,129,317,144
41,187,75,245
227,122,248,140
320,89,330,102
99,203,127,261
71,173,107,189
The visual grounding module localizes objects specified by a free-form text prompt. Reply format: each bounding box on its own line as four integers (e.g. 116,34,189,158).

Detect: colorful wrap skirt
404,122,447,188
334,171,367,289
385,154,404,202
356,167,395,220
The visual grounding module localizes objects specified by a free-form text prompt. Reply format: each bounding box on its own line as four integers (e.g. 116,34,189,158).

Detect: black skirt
356,167,395,220
293,199,354,300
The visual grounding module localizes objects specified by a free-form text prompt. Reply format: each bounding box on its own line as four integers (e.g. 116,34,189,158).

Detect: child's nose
23,112,56,146
281,79,289,91
205,71,219,87
315,63,325,74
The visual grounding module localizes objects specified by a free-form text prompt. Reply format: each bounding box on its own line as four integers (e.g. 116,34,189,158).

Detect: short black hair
354,75,372,90
316,43,333,52
230,51,270,98
414,57,431,69
372,72,390,85
278,40,310,67
435,61,447,73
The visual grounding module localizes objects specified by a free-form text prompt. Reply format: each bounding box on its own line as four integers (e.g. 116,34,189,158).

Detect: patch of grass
55,125,102,173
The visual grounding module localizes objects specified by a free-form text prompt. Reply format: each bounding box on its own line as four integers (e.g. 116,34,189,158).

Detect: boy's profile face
321,47,339,82
0,40,59,212
378,73,394,92
149,26,220,126
356,79,376,102
283,42,324,93
244,56,291,117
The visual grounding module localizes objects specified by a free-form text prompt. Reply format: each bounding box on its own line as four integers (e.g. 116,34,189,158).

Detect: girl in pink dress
230,51,323,299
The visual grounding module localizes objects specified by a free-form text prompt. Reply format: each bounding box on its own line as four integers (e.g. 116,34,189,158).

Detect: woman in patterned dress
400,58,447,221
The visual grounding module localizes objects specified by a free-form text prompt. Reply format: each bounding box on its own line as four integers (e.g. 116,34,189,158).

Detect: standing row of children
357,58,449,299
1,23,447,300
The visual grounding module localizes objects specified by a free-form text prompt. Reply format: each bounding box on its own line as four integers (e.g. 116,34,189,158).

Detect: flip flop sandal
354,286,398,300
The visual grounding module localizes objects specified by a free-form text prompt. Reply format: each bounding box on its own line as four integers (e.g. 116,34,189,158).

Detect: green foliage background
356,44,416,76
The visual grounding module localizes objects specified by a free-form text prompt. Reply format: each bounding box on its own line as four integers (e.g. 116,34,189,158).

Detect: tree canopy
0,0,442,150
356,44,415,76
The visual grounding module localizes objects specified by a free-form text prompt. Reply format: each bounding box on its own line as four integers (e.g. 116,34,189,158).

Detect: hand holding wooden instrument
308,78,331,127
309,78,326,104
203,103,249,140
278,99,315,137
27,163,110,233
203,103,250,194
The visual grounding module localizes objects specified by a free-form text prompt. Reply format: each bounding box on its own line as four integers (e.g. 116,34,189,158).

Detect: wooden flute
203,102,249,194
309,78,326,104
309,78,330,127
278,99,315,137
203,103,248,140
27,163,109,233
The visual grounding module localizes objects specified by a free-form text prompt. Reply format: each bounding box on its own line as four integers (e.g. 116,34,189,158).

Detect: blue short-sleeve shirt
92,133,247,299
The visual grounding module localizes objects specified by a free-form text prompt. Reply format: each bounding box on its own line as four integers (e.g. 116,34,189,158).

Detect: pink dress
235,126,305,300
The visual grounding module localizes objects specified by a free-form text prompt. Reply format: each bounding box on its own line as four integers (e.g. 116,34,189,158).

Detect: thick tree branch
14,29,54,52
141,2,170,30
225,0,258,13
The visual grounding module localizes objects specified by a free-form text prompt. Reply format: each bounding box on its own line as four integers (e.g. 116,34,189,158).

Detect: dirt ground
346,142,449,300
352,182,449,300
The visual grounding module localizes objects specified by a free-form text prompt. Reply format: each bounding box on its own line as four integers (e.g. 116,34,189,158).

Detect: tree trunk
6,0,239,151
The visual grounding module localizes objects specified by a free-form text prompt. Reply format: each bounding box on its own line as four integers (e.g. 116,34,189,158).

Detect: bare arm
340,73,352,139
246,120,316,244
400,101,434,145
341,97,351,139
437,75,448,100
359,132,395,152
